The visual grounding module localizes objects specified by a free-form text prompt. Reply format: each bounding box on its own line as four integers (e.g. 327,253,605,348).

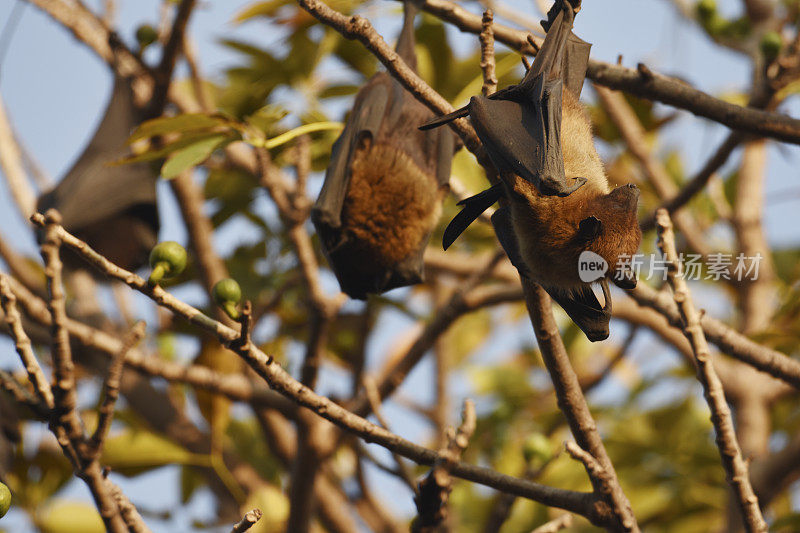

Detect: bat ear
578,215,601,241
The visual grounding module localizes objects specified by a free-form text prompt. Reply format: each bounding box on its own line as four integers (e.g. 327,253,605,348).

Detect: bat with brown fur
422,0,641,341
312,1,455,299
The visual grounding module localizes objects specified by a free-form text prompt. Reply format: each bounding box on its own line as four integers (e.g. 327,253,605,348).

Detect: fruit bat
420,0,590,197
421,0,641,341
312,1,455,300
37,75,159,272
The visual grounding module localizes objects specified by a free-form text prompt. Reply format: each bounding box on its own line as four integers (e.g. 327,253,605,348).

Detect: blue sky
0,0,798,531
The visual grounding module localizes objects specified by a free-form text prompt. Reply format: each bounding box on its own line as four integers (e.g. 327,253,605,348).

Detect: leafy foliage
5,0,800,531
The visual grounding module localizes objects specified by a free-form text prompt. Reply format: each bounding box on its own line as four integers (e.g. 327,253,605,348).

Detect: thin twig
28,212,612,526
627,282,800,390
182,34,213,112
40,210,84,447
109,483,150,533
564,441,626,527
1,274,136,532
655,208,767,533
231,508,263,533
0,92,36,219
0,368,49,418
351,251,507,417
170,171,231,314
363,376,418,492
151,0,197,115
521,279,640,532
414,399,476,531
580,326,639,394
531,513,573,533
0,275,54,409
88,321,146,458
641,132,744,231
4,274,298,417
479,10,498,96
411,0,800,145
594,85,710,256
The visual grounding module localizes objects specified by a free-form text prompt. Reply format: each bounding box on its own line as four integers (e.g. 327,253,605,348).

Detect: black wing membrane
490,205,532,278
420,0,590,197
442,184,503,250
37,75,159,271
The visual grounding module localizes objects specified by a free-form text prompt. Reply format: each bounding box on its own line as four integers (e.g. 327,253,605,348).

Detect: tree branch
655,208,767,533
412,0,800,144
28,212,614,526
521,280,640,532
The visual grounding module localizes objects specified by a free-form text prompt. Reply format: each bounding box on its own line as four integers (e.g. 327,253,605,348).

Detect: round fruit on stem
213,278,242,320
760,31,782,61
135,24,158,50
0,481,11,518
148,242,187,286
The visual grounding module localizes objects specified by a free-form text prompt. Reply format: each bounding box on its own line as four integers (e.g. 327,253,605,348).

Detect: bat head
583,183,641,287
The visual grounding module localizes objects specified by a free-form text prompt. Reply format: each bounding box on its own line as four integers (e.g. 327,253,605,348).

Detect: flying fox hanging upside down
421,0,641,341
312,1,455,300
37,75,159,273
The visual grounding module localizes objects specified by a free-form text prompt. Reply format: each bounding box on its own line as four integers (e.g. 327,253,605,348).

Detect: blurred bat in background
37,75,159,272
423,0,641,341
312,1,456,300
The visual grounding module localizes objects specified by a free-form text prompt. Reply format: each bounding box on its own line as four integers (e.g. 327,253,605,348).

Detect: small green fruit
135,25,158,50
148,242,187,286
213,278,242,319
0,481,11,518
760,31,782,61
522,433,553,466
696,0,716,19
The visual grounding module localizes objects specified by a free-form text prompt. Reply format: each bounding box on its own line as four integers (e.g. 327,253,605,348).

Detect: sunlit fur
341,140,445,270
509,89,641,289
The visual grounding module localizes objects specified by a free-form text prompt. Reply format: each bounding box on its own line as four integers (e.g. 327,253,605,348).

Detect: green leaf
245,104,290,134
161,134,230,178
179,466,206,504
242,485,289,531
129,113,232,144
232,0,293,23
115,130,233,166
37,501,105,533
101,429,203,476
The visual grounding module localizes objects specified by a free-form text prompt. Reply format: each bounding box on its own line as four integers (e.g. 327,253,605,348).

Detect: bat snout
610,183,640,209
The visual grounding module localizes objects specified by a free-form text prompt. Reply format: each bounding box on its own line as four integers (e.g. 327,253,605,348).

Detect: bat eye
578,216,602,240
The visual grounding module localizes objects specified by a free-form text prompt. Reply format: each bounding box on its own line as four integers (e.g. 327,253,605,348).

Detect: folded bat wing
37,75,159,271
311,81,389,239
38,76,158,231
418,1,591,198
